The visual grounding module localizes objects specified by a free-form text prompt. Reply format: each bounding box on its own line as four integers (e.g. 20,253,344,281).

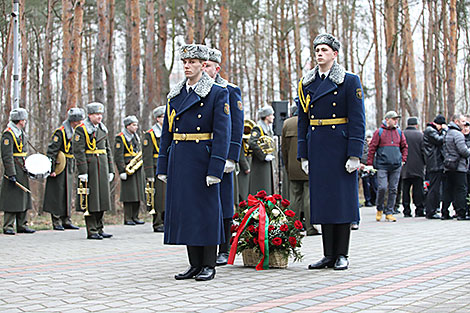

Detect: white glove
158,174,167,183
147,177,155,182
265,154,275,162
120,173,127,180
78,174,88,182
301,159,308,175
108,173,115,182
224,159,236,173
206,175,221,186
345,157,361,173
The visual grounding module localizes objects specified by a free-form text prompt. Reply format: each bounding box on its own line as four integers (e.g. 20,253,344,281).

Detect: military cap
179,44,209,61
313,33,341,52
153,106,165,118
86,102,105,114
384,111,400,119
407,117,418,126
123,115,138,126
434,114,446,125
208,48,222,63
67,107,85,122
258,106,274,118
9,108,28,121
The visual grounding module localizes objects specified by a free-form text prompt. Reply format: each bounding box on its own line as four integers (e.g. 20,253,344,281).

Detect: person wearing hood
143,106,166,232
367,111,408,222
0,108,35,235
43,108,84,231
115,115,145,226
73,102,115,240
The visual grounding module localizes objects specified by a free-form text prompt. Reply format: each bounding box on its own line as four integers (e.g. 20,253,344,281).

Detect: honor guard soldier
73,102,115,240
43,108,84,231
0,108,35,235
248,106,275,195
115,115,145,225
142,106,166,232
297,34,365,270
157,44,230,281
204,48,244,266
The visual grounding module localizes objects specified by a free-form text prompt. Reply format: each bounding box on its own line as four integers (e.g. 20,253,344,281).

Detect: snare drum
24,154,52,179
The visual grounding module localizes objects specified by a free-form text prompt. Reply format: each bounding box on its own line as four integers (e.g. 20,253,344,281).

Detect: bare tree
219,0,229,79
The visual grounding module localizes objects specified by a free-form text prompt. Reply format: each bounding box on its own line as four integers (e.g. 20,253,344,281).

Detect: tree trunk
155,0,169,107
219,0,229,79
402,0,418,117
254,20,260,111
446,0,457,119
278,0,288,100
293,0,302,80
308,0,319,69
186,0,195,43
126,0,141,117
384,0,398,112
61,0,73,119
194,0,205,43
369,0,382,127
1,19,13,128
85,33,93,103
19,0,27,108
93,0,107,104
41,0,55,145
143,0,156,130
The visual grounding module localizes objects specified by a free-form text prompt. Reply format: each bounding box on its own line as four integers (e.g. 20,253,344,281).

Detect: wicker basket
241,249,288,269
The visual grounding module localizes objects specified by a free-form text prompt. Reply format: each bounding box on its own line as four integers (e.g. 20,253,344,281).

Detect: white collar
319,70,330,78
186,81,198,93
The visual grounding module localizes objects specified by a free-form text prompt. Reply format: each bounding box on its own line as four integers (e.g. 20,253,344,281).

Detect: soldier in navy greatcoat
156,44,230,281
297,34,365,270
204,48,244,266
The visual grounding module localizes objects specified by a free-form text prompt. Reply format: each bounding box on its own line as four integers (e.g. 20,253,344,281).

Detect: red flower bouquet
228,191,304,270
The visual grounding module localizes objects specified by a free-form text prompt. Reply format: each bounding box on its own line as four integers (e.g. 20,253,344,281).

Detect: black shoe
350,223,359,230
306,229,321,236
308,257,335,269
3,229,15,235
415,212,425,217
124,221,136,226
87,234,103,240
364,201,374,207
403,213,412,217
441,214,452,220
63,224,80,230
216,252,229,266
174,266,202,280
99,232,113,238
53,225,65,231
17,228,35,233
194,267,216,281
334,255,349,270
426,213,441,220
133,219,145,225
456,216,470,220
154,225,164,232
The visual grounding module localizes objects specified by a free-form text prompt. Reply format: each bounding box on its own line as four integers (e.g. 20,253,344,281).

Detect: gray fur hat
258,106,274,119
123,115,138,126
208,48,222,63
9,108,28,121
153,106,165,118
67,107,85,122
86,102,105,114
313,33,341,52
179,44,209,61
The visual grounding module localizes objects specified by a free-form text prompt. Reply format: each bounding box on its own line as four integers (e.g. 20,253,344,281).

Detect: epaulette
117,132,123,136
227,82,239,88
146,129,154,133
213,82,227,88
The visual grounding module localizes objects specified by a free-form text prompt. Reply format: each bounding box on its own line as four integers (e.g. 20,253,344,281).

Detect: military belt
13,152,27,157
124,153,138,157
64,153,74,158
153,154,158,158
310,117,348,126
173,133,213,141
86,149,107,154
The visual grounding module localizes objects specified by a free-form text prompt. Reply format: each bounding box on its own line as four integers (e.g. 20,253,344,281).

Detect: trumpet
145,180,156,215
125,151,143,175
77,180,90,216
257,135,276,155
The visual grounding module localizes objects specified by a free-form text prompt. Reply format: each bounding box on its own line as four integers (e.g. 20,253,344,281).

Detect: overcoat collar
302,61,346,86
62,120,73,140
152,123,162,138
84,117,108,135
167,71,214,100
7,121,23,138
214,73,228,87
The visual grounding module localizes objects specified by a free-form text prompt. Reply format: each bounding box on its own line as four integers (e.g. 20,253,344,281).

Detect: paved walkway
1,206,470,312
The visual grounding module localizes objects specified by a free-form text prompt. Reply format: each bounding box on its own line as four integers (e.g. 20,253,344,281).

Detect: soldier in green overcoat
43,108,84,230
0,108,35,235
73,102,115,240
142,106,166,232
114,115,145,225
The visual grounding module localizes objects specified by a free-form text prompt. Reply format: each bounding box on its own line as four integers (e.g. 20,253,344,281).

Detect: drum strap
120,134,136,156
6,128,23,153
149,130,159,157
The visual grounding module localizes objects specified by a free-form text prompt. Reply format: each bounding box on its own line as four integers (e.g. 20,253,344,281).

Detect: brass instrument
145,180,156,215
242,119,256,155
77,180,90,216
257,135,276,155
125,151,143,175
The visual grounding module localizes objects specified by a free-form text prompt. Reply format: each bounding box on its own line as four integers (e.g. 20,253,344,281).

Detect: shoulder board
117,132,124,136
3,127,11,133
227,82,239,88
146,129,154,134
213,82,227,88
55,126,64,133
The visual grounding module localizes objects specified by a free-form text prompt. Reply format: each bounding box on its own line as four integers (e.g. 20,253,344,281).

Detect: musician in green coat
0,108,35,235
43,108,84,230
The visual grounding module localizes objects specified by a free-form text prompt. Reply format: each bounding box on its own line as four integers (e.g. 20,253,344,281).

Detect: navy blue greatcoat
157,72,231,246
297,62,365,224
215,74,244,219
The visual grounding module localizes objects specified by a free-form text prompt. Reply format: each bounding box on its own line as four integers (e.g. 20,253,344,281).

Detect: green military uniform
73,110,114,239
248,119,274,195
237,143,251,203
114,127,145,225
142,121,166,231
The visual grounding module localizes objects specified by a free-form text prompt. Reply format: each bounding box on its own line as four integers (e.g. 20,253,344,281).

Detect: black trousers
218,218,232,254
124,202,140,222
426,171,443,217
442,171,468,218
402,176,425,216
321,224,351,258
85,211,104,236
187,245,217,268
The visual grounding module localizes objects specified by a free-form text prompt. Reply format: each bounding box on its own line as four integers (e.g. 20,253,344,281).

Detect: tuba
243,119,256,155
145,180,156,215
257,135,276,154
125,151,143,175
77,180,90,216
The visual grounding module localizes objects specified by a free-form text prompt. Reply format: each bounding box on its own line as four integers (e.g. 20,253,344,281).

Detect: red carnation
273,194,283,200
230,224,239,233
253,237,258,245
265,196,276,204
248,225,256,233
285,209,295,217
294,220,303,230
272,237,282,246
289,236,297,247
233,212,239,219
239,201,247,208
255,190,267,199
268,225,275,232
281,199,291,208
280,224,288,232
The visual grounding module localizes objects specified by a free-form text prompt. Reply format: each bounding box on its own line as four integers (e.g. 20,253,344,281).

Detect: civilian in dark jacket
360,130,377,207
401,117,426,217
462,118,470,218
423,114,447,218
441,114,470,220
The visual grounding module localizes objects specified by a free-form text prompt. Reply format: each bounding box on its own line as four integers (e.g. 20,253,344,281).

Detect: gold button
176,117,180,120
334,91,338,95
181,134,187,140
332,114,336,118
175,140,179,144
175,128,179,132
198,114,202,119
311,126,315,131
200,103,204,107
332,102,337,107
195,139,199,143
332,125,336,129
196,126,200,131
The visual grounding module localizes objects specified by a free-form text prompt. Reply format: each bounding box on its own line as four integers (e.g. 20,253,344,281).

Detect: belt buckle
318,120,323,126
181,133,187,140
